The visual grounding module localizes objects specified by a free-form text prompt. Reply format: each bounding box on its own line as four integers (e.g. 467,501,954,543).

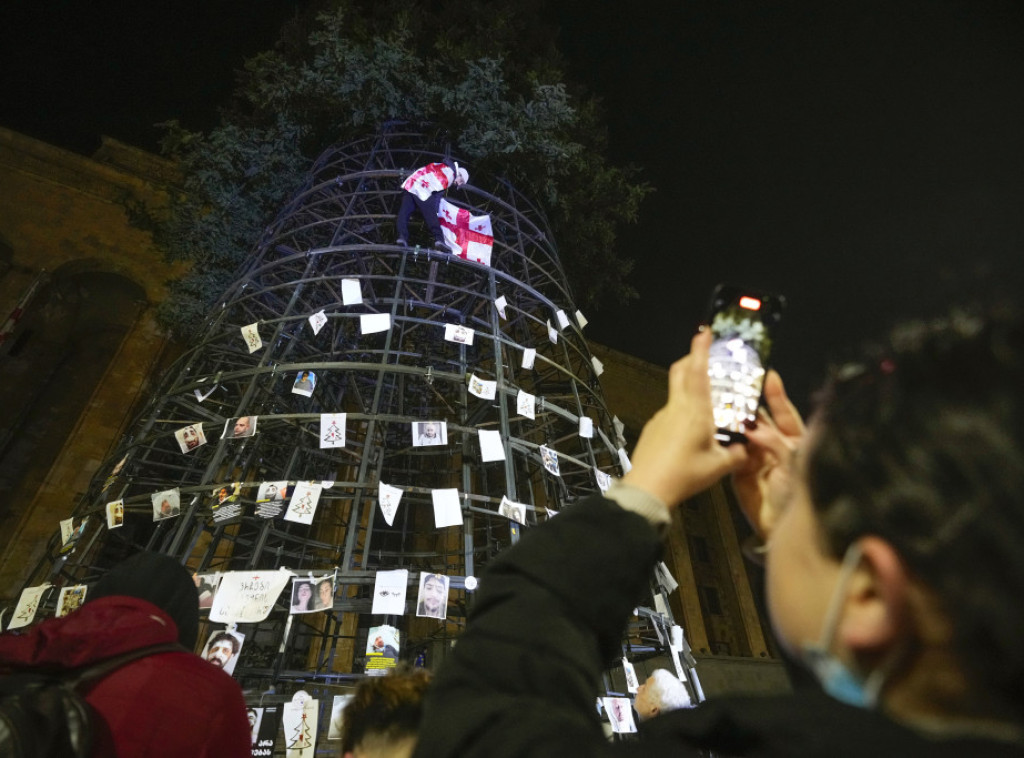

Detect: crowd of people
3,307,1024,757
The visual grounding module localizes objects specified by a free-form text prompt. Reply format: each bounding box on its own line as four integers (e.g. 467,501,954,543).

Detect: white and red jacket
402,163,456,201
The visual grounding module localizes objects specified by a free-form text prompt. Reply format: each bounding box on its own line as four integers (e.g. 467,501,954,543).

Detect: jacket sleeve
413,495,664,758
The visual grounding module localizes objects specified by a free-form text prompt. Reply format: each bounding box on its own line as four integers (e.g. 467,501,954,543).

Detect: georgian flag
438,199,493,266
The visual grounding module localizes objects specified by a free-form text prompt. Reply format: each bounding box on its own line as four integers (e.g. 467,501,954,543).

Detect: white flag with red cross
438,199,493,266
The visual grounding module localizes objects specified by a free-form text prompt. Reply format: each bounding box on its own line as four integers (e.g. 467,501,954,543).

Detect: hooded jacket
0,554,252,758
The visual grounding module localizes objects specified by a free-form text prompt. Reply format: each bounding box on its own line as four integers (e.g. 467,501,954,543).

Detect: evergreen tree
152,0,648,336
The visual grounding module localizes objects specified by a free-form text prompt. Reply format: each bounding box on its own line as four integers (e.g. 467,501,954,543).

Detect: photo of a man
315,577,334,611
415,572,449,619
225,415,257,439
247,708,263,746
201,629,244,676
364,624,400,677
106,499,124,529
366,631,399,661
603,696,637,734
499,499,526,525
212,483,240,505
194,573,221,610
151,488,181,522
174,423,207,453
292,370,316,397
412,421,447,447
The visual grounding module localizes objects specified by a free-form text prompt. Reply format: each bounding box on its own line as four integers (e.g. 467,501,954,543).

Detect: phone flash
738,296,762,311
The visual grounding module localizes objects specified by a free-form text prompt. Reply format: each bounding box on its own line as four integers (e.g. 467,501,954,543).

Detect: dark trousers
397,191,444,244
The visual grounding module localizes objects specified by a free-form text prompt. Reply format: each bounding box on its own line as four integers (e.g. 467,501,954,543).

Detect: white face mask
799,543,888,708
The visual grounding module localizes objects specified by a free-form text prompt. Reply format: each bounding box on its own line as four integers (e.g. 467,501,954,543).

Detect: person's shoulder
136,649,245,695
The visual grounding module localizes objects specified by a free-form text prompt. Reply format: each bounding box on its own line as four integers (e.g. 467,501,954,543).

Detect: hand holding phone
706,284,786,443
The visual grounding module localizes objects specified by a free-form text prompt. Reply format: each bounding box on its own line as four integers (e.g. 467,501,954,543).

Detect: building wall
592,342,785,681
0,128,179,598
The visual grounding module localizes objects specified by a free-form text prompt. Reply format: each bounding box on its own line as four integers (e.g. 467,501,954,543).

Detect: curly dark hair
806,308,1024,708
340,664,431,755
207,630,240,655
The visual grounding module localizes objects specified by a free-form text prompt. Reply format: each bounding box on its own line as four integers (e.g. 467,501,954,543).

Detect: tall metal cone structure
13,126,700,717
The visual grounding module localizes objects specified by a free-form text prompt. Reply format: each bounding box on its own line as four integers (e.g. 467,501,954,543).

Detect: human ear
837,536,908,654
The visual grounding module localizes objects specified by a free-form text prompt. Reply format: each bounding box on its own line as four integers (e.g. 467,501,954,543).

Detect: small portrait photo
314,575,336,611
151,488,181,522
415,572,449,620
55,585,88,617
603,696,637,734
412,420,447,447
174,423,207,453
539,445,560,476
365,625,401,659
193,573,221,610
212,482,240,505
364,625,400,677
292,370,317,397
499,497,526,525
105,499,124,530
257,481,287,503
290,578,320,614
201,628,245,676
246,708,264,747
224,415,257,439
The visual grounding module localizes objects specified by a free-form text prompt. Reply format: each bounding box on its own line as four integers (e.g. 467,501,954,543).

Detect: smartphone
706,284,786,443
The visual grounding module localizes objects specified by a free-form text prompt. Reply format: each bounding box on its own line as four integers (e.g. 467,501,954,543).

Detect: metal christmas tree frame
17,126,698,713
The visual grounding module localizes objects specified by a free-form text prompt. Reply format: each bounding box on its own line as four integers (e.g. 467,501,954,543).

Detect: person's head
205,631,240,668
89,551,200,649
295,581,313,607
160,499,173,516
233,416,251,437
300,371,310,381
634,669,691,720
247,708,258,729
420,422,438,440
341,665,431,758
373,634,386,651
266,484,279,499
610,698,629,723
764,309,1024,719
454,163,468,187
217,487,229,503
181,425,199,449
318,579,333,608
419,574,446,616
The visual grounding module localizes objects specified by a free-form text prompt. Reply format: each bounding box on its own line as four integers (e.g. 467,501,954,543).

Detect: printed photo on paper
412,420,447,447
174,423,207,453
415,572,449,620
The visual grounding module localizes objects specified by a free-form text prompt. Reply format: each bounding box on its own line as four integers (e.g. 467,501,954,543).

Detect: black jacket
414,493,1024,757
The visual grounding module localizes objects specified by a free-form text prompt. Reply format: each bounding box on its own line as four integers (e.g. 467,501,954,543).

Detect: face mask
799,543,886,708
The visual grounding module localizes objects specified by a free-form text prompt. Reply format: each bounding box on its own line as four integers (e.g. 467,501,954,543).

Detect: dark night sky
3,1,1024,407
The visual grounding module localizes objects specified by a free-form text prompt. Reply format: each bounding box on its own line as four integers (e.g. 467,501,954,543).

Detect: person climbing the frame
396,161,469,251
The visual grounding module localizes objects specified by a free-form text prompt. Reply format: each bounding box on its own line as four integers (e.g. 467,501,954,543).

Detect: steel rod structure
14,127,697,732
